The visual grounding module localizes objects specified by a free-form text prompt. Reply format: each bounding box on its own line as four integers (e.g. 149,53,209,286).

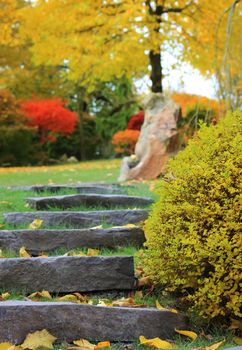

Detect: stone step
0,227,145,254
0,301,186,343
0,256,135,293
4,209,149,228
27,194,153,210
2,184,125,194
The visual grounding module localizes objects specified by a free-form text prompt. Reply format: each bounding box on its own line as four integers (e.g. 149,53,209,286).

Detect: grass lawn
0,160,239,349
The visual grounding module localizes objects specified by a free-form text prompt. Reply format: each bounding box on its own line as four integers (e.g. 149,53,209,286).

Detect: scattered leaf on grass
233,336,242,345
0,343,14,350
97,341,111,349
28,219,43,230
112,297,145,308
19,247,31,258
175,329,198,340
21,329,56,350
0,224,4,229
73,339,96,350
139,335,174,349
28,290,52,300
58,294,80,302
0,292,11,300
156,300,178,314
87,248,100,256
137,276,152,287
229,318,242,330
192,340,224,350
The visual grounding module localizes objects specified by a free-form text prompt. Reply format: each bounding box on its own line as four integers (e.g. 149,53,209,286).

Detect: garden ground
0,159,239,349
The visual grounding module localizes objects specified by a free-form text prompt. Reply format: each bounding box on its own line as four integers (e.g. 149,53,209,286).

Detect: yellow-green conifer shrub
143,110,242,318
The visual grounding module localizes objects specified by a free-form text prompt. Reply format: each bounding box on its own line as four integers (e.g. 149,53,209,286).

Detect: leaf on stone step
112,297,145,308
73,339,96,350
0,292,11,300
192,340,224,350
156,300,178,314
97,300,109,306
233,336,242,345
175,329,198,340
19,247,31,258
28,290,52,300
139,336,174,349
229,318,242,330
90,225,103,230
137,276,152,287
73,292,89,303
96,341,111,349
87,248,100,256
21,329,56,350
28,219,43,230
0,343,14,350
58,294,79,302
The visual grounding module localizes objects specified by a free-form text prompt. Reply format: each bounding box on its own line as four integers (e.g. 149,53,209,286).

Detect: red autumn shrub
21,98,78,138
127,110,144,130
112,129,140,155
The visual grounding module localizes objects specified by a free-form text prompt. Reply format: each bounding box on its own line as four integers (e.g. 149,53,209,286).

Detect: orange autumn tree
21,98,78,143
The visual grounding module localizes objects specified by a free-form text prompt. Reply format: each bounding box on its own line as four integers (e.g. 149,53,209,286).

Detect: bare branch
163,1,194,14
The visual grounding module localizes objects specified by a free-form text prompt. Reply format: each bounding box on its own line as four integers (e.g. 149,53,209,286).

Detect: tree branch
163,1,194,14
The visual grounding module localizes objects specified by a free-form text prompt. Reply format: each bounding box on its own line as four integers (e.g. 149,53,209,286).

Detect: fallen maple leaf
156,300,178,314
28,219,43,230
233,336,242,345
175,329,198,340
73,339,96,350
139,335,174,349
87,248,100,256
19,247,31,258
96,341,111,349
192,340,224,350
21,329,56,349
0,343,13,350
229,318,242,330
28,290,52,300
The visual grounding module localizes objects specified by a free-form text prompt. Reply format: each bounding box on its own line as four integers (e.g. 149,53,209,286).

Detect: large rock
4,209,149,228
119,94,181,181
27,194,153,210
0,256,135,292
0,227,145,254
0,301,187,342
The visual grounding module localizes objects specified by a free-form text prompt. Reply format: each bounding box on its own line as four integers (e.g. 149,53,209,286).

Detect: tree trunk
149,51,163,93
77,93,87,161
147,1,164,93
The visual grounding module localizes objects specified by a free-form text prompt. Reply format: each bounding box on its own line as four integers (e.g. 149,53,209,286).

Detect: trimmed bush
143,110,242,319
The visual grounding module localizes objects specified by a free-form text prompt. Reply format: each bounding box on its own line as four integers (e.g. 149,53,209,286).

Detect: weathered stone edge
0,301,187,343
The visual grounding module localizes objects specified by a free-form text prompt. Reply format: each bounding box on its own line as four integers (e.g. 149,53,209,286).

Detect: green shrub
0,126,37,166
143,110,242,319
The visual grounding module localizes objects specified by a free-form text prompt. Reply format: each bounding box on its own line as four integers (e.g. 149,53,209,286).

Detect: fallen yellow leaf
0,224,4,229
87,248,100,256
233,336,242,345
21,329,56,349
96,341,111,349
229,318,242,330
0,343,14,350
175,329,198,340
58,294,79,302
28,290,52,300
156,301,178,314
73,339,96,350
19,247,31,258
192,340,224,350
139,336,174,349
1,292,10,300
28,219,43,230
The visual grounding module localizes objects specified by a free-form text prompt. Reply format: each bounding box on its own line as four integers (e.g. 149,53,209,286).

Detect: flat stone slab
0,227,145,254
4,209,149,228
225,348,242,350
2,184,124,194
27,194,153,210
0,301,186,343
0,256,135,293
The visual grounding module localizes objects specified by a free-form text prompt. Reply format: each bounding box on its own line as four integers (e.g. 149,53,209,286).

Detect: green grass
0,159,121,185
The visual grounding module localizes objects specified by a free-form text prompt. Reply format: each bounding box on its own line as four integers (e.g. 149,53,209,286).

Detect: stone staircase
0,183,186,343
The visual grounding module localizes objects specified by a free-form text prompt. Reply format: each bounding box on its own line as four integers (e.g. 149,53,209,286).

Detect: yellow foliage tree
15,0,241,94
